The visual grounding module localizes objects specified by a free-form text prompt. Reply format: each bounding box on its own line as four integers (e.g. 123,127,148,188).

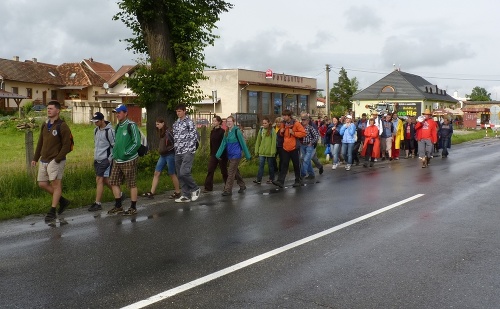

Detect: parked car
31,105,46,112
196,119,209,128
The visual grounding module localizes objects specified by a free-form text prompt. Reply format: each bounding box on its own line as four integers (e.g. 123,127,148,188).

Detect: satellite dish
124,73,129,78
103,83,109,89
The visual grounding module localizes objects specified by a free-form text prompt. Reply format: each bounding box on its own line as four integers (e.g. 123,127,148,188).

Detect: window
70,73,76,79
284,94,297,114
273,93,282,115
12,87,18,94
299,95,308,112
49,71,55,77
381,85,395,93
51,90,57,100
248,91,258,113
26,88,32,99
262,92,271,115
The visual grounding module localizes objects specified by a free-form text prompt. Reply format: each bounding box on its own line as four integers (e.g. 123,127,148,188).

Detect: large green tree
114,0,233,147
466,86,492,101
329,67,358,114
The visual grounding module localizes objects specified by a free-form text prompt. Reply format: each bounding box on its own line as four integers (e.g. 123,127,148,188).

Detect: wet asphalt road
2,138,500,309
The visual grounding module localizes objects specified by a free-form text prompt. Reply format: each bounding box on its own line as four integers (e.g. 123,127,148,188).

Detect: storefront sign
396,102,420,117
265,69,273,79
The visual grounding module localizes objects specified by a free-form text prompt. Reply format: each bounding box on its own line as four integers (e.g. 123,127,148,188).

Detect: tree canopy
466,86,492,101
329,67,359,115
114,0,233,146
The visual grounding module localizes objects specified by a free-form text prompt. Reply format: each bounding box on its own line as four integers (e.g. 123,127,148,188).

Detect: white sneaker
175,196,191,203
346,164,351,171
190,188,201,201
332,163,337,170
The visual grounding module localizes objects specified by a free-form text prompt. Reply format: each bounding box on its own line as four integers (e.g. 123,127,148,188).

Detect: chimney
435,85,438,93
13,56,19,61
425,86,428,93
32,58,37,64
444,90,447,96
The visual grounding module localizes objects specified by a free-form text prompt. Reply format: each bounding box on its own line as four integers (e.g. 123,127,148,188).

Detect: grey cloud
381,35,476,70
344,5,383,31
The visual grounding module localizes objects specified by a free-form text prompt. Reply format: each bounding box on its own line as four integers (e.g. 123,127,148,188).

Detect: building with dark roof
351,69,458,118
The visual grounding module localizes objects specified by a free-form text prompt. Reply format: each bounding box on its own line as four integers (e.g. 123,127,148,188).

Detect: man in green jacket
107,104,141,215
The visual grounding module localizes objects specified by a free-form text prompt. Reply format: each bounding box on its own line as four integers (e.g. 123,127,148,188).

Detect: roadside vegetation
0,112,489,221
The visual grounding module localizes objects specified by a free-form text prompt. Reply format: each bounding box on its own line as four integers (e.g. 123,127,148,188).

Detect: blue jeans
441,138,450,156
341,142,354,165
300,144,315,177
155,153,176,175
257,156,275,181
330,144,341,164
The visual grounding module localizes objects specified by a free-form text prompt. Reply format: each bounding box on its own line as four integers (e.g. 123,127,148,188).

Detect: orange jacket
280,120,306,151
415,119,438,144
361,125,381,158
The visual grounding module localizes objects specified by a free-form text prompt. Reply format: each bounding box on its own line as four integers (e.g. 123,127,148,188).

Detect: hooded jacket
280,119,306,152
94,121,115,161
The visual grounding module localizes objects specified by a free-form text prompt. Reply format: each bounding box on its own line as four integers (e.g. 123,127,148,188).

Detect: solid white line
122,194,424,309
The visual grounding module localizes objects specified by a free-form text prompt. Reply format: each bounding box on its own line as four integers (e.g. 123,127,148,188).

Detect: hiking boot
175,196,191,203
88,202,102,212
122,208,137,216
44,210,57,223
190,188,201,201
221,191,232,196
58,197,70,215
292,180,302,187
272,180,284,188
107,207,124,214
238,186,246,193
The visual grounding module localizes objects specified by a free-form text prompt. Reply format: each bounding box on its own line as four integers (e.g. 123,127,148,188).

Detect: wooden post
25,130,34,177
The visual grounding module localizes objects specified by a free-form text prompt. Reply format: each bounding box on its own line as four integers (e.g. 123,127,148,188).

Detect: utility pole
325,64,331,117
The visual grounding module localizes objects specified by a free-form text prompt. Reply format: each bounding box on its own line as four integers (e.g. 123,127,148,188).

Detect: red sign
265,69,273,79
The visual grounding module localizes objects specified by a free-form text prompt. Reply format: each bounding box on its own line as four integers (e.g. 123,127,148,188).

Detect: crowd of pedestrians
32,104,454,221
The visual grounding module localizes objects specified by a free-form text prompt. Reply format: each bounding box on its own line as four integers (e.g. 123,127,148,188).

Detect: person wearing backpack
272,109,306,188
88,112,116,211
216,115,251,196
107,104,142,216
31,101,72,223
141,117,181,199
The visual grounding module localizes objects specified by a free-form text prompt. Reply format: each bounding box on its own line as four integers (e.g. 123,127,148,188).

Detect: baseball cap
90,112,104,122
346,115,352,119
113,104,128,113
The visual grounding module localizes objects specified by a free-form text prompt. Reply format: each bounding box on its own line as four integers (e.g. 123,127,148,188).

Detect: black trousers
204,155,228,191
277,148,301,183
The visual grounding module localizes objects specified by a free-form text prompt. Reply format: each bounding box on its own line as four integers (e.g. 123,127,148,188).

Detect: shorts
37,160,66,182
109,158,138,188
94,159,111,178
155,153,176,175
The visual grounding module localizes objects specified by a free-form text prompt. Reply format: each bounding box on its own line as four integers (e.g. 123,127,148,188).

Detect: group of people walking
32,103,453,222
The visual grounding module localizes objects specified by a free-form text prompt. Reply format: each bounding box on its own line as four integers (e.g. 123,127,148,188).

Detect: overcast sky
2,0,500,99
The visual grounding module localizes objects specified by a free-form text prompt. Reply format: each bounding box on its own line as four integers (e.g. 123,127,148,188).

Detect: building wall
2,81,62,107
196,69,318,119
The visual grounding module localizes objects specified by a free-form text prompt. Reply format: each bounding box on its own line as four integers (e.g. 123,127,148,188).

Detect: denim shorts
155,153,176,175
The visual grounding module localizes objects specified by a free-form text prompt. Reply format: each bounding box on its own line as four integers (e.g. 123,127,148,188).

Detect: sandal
141,192,154,199
169,192,182,199
266,180,273,184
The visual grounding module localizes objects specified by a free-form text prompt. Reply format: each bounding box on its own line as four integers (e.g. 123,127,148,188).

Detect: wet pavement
2,139,500,308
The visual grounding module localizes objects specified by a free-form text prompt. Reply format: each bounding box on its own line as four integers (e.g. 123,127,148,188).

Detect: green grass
0,114,486,221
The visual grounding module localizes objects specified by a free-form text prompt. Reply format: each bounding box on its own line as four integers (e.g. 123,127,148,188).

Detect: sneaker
88,202,102,212
221,191,232,196
272,180,284,188
319,166,324,175
190,188,201,201
345,164,351,171
292,180,302,187
122,208,137,216
175,196,191,203
169,192,182,199
58,197,70,215
305,175,315,180
253,180,261,184
44,210,57,223
332,163,338,170
238,186,246,193
107,207,124,214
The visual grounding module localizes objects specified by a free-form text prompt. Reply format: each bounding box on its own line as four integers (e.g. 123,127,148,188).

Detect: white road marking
122,194,424,309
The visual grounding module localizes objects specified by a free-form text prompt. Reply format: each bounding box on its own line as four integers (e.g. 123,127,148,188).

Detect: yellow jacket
393,119,404,149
